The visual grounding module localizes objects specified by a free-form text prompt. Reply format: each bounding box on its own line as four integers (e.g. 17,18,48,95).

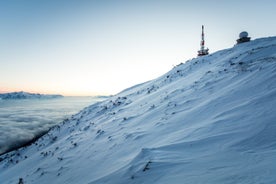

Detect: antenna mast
197,25,209,56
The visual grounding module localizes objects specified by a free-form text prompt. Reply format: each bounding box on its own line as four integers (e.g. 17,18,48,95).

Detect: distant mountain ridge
0,91,63,100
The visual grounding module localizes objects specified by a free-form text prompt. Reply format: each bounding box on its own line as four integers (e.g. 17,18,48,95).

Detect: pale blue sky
0,0,275,95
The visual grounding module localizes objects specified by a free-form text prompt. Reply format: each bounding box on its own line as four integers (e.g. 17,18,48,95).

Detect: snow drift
1,37,276,184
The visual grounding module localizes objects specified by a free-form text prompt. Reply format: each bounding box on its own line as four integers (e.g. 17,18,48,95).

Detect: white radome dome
239,31,249,38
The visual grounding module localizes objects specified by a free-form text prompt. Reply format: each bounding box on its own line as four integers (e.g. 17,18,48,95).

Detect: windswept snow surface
1,37,276,184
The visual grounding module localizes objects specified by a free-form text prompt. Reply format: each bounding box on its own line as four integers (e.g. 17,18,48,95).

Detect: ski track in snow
1,37,276,184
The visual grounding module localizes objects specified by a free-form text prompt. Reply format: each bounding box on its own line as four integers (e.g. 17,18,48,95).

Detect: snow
1,37,276,184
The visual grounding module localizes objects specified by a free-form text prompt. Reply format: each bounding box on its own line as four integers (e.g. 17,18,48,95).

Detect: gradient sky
1,0,275,96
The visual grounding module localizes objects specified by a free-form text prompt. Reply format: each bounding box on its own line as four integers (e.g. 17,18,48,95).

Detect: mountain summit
1,37,276,184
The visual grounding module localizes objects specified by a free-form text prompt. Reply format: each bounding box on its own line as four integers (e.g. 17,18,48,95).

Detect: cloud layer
0,97,102,155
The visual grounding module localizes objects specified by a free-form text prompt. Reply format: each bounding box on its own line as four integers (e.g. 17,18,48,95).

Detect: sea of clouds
0,96,104,155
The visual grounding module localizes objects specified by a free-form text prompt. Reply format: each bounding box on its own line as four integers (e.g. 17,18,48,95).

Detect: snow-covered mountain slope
0,91,63,100
1,37,276,184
